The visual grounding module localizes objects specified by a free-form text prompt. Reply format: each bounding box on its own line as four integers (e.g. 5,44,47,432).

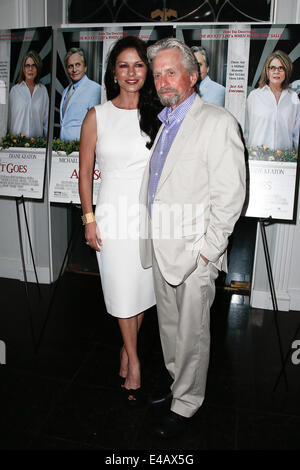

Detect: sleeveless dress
94,100,156,318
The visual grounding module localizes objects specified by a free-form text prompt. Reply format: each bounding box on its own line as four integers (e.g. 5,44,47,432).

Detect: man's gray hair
64,47,87,67
147,37,199,75
190,46,209,67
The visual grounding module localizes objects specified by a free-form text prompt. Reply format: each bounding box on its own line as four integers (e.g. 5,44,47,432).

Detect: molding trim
250,288,291,312
289,288,300,311
251,287,300,312
0,257,51,284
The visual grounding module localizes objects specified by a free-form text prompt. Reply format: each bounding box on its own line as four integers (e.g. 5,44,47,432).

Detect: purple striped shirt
148,92,196,215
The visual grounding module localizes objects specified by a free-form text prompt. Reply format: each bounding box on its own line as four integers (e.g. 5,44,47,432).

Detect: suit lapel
60,87,68,116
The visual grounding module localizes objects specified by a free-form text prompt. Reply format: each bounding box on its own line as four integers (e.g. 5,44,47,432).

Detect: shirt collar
158,92,196,126
200,75,209,85
263,84,289,96
72,74,86,90
21,81,37,87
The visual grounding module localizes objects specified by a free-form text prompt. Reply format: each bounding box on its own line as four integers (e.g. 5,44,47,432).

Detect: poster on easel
243,24,299,222
176,23,300,222
49,24,173,204
0,27,52,199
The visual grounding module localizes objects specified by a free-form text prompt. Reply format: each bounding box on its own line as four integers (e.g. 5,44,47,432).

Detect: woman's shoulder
94,100,111,110
37,82,48,94
284,88,300,106
9,83,26,100
247,86,266,103
92,101,111,115
286,87,299,98
93,100,114,118
10,82,22,93
249,86,265,96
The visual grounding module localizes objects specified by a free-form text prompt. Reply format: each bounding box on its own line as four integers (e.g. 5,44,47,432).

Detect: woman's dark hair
104,36,162,149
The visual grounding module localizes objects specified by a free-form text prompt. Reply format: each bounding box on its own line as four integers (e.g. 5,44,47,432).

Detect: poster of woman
244,25,300,221
244,50,299,154
0,27,52,199
8,49,49,138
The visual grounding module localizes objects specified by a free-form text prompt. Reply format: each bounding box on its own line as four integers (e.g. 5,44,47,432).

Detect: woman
8,50,49,137
245,50,300,152
79,36,161,404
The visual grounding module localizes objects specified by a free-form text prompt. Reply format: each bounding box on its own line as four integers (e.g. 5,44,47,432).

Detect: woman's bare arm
79,107,102,251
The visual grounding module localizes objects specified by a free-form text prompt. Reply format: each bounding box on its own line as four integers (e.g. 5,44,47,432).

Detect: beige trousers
152,253,219,418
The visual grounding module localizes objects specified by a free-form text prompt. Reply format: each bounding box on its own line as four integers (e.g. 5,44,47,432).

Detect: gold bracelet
81,212,95,225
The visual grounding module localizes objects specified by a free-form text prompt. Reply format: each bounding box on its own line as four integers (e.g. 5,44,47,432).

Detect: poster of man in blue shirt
191,45,225,107
60,47,101,142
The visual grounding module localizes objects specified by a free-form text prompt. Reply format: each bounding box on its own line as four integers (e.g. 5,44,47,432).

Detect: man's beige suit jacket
139,94,246,286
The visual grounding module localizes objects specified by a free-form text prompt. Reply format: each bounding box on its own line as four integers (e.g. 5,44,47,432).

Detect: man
191,45,225,107
60,47,101,141
139,38,245,438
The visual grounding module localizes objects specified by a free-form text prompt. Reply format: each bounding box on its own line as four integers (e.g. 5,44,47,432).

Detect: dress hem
105,301,156,319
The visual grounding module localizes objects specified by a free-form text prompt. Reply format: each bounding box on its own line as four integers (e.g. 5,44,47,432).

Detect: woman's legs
118,312,144,395
119,345,128,380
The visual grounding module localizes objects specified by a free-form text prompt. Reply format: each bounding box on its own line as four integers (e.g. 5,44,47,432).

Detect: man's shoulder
201,76,225,90
189,94,237,125
190,94,227,115
85,77,101,90
206,78,225,95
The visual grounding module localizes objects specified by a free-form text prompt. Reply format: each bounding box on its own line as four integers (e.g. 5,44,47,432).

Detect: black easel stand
15,195,42,351
259,217,288,391
34,209,82,355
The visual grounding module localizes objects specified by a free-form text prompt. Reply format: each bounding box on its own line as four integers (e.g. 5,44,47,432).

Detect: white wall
0,0,23,29
0,0,46,29
273,0,300,23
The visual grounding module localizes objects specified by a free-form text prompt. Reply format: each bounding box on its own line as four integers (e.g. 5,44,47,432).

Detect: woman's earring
114,78,118,84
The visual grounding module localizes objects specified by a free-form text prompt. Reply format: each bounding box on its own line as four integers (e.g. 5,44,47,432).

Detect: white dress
94,100,156,318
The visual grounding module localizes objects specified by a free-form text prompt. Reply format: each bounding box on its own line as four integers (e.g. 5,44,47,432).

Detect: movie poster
176,23,300,222
49,24,173,204
0,27,52,199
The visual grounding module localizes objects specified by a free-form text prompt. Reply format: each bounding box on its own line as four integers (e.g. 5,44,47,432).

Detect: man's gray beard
158,91,180,107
